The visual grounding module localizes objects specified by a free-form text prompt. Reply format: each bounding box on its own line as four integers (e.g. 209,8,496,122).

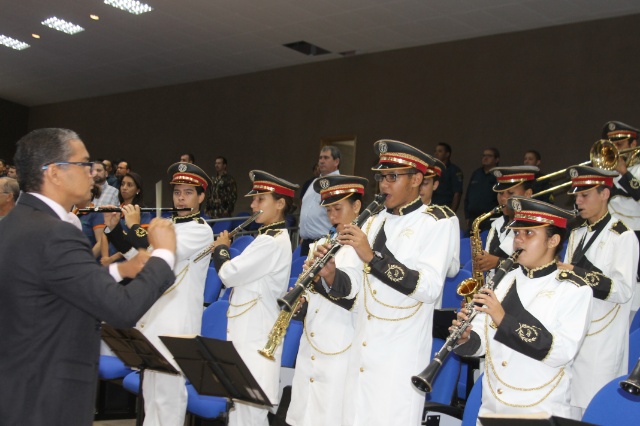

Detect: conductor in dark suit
0,128,178,426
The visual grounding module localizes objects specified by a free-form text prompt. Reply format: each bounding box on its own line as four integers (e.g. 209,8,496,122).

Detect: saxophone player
476,166,538,278
557,165,639,417
286,175,367,426
212,171,299,426
454,197,592,422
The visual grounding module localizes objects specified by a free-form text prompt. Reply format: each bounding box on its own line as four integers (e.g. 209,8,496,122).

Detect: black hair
271,193,297,216
437,142,452,155
183,153,196,163
119,171,145,206
544,225,567,257
215,156,227,165
525,150,541,161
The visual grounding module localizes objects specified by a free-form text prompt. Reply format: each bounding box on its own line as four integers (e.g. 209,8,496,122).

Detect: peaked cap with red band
506,196,575,229
371,139,432,175
601,120,640,141
313,174,368,206
566,165,618,194
491,165,539,192
167,162,212,190
245,170,299,198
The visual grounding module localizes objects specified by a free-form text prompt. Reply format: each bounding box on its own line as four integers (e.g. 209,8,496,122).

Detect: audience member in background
464,147,500,234
101,171,151,266
92,161,119,206
206,156,237,218
0,159,6,177
432,142,463,212
299,146,341,256
6,165,17,179
115,160,131,186
0,177,19,221
524,149,552,203
75,183,105,258
299,163,320,199
102,158,119,187
180,153,195,163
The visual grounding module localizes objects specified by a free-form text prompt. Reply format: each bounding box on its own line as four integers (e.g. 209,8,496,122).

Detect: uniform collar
520,260,557,279
388,196,423,216
258,220,285,235
582,212,610,232
172,211,201,223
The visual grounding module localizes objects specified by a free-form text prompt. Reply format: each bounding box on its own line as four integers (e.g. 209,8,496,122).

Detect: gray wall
27,13,640,215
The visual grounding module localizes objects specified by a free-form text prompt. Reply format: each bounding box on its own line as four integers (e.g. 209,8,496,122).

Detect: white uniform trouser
229,400,269,426
142,371,187,426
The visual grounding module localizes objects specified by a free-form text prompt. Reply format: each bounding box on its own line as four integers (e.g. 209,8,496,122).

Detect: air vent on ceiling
283,41,331,56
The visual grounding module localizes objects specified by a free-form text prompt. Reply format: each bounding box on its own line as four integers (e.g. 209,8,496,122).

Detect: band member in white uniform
476,166,538,280
602,121,640,317
557,165,639,417
287,175,366,426
454,197,592,422
212,170,298,426
314,140,457,426
105,162,214,426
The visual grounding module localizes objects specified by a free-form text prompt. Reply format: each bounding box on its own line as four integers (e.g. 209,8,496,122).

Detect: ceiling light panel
41,17,85,35
104,0,154,15
0,35,30,50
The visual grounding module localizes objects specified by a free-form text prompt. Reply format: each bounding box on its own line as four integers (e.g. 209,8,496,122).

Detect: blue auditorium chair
582,374,640,425
230,235,254,253
203,266,223,306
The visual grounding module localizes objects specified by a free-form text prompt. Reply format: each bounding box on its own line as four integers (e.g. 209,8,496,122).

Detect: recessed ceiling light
32,34,41,39
90,14,100,21
104,0,153,15
283,41,331,56
0,35,30,50
41,17,85,35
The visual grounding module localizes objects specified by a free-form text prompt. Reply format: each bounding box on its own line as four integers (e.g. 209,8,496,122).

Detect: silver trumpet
194,210,262,263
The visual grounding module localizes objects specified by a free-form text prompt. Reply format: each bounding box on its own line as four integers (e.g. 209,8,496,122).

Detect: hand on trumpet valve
472,288,505,327
213,230,231,248
122,204,142,229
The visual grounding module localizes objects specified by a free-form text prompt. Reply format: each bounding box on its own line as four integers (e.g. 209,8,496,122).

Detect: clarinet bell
620,358,640,395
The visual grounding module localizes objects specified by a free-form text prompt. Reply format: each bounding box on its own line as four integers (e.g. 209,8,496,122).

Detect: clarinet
277,193,387,312
411,249,522,393
193,210,262,263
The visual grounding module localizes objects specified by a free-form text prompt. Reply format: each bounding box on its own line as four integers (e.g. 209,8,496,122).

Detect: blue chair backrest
631,310,640,335
583,375,640,425
281,319,303,368
291,256,306,278
212,220,233,234
425,338,461,405
442,269,470,309
559,239,569,261
629,329,640,373
231,212,250,228
220,287,231,301
230,235,254,253
461,373,483,426
459,238,472,268
479,230,489,247
203,266,223,305
292,244,302,260
201,300,230,340
228,247,240,259
462,259,473,272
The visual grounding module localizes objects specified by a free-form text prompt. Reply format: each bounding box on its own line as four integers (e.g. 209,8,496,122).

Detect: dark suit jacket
0,193,176,426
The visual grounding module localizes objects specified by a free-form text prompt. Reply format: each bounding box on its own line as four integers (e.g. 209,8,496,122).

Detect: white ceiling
2,0,640,107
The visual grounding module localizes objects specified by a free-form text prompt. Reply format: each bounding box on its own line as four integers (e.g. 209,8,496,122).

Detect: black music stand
479,414,596,426
160,335,273,408
101,324,179,426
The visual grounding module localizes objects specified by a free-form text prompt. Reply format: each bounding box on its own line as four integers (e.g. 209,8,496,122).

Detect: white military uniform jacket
457,264,592,421
485,215,514,281
563,213,638,408
217,223,292,404
286,238,358,426
136,216,214,370
425,204,460,308
336,198,455,426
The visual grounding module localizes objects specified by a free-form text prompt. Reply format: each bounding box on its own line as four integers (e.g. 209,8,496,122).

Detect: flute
193,210,263,263
76,207,193,213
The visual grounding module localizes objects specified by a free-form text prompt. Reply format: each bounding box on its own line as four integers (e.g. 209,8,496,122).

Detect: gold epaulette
264,229,284,238
423,204,455,220
610,220,630,235
556,270,587,288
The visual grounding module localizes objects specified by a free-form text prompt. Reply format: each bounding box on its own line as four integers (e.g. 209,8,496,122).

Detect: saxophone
456,205,504,303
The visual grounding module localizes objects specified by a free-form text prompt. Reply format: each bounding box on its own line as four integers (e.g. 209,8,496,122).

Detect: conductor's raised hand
122,204,141,229
213,230,231,248
337,223,373,263
147,218,176,254
118,250,151,279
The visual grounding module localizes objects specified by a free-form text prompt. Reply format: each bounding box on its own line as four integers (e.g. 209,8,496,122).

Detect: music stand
160,335,273,408
479,413,596,426
101,324,179,426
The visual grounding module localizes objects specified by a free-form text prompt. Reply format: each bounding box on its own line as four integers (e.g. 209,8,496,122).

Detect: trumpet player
313,140,457,426
557,165,639,418
602,120,640,317
454,197,592,422
477,166,538,278
287,175,366,426
106,162,214,426
212,170,298,426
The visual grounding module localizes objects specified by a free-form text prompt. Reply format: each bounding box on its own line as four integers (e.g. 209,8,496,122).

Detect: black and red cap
313,174,367,206
167,162,212,190
491,165,539,192
506,196,575,229
372,139,432,175
245,170,299,197
566,165,617,194
601,121,640,141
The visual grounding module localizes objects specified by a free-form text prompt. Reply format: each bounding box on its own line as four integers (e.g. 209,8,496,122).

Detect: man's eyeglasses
374,172,416,183
41,162,94,171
